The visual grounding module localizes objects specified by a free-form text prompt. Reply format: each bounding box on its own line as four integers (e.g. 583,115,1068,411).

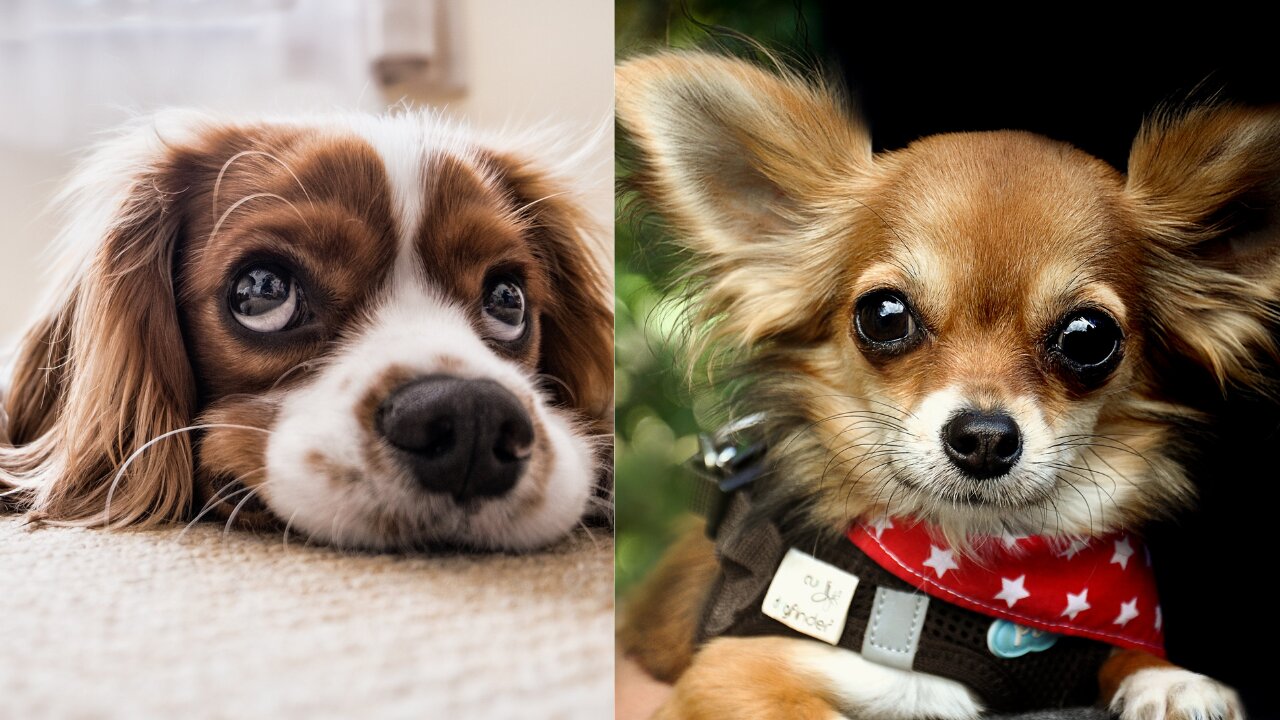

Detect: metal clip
688,413,768,538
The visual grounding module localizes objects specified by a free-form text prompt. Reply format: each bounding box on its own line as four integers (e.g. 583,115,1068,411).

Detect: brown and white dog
617,52,1277,719
0,110,612,551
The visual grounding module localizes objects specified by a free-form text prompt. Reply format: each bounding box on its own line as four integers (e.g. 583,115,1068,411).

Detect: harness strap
687,422,1110,712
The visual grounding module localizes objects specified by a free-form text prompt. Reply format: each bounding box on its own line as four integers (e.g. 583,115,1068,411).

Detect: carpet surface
0,518,613,719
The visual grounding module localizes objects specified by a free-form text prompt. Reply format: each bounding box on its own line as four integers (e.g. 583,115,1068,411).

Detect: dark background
617,3,1277,713
834,33,1277,171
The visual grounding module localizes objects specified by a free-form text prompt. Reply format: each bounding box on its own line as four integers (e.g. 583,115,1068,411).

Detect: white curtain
0,0,450,149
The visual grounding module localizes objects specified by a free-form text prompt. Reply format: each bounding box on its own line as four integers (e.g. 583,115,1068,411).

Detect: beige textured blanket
0,519,613,719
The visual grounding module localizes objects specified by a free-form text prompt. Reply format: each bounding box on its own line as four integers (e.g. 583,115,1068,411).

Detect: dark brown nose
941,410,1022,479
376,375,533,501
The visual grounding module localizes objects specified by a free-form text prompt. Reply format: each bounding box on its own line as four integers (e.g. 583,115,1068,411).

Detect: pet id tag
761,548,859,645
986,618,1059,658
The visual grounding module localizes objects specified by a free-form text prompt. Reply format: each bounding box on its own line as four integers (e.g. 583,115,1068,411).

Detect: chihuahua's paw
1111,668,1242,720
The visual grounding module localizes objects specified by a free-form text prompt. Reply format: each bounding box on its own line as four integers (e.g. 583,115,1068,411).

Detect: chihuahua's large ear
1128,105,1280,388
0,119,199,526
616,52,871,350
617,51,870,251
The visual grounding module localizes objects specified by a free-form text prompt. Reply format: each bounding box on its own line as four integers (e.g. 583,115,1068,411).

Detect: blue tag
986,619,1059,658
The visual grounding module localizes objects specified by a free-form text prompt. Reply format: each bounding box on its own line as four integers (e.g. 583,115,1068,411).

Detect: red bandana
848,519,1164,656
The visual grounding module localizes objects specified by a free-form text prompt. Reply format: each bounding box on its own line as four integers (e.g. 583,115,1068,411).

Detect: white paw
1111,668,1242,720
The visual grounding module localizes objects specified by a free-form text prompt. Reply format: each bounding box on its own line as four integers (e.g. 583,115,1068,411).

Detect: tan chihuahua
617,52,1278,719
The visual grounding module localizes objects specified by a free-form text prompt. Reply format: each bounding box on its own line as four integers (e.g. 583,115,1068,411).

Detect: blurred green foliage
614,0,825,595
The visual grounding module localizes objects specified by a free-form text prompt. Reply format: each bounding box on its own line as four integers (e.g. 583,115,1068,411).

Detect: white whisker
514,190,569,217
282,508,302,551
270,361,316,391
223,483,267,537
212,149,316,220
104,423,269,528
210,192,311,243
179,484,253,541
575,519,602,551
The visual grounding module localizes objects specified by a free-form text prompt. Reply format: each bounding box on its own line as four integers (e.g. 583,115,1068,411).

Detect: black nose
941,410,1022,480
376,376,534,500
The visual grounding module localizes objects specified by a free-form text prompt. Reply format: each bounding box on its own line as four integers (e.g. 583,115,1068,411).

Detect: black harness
689,419,1111,713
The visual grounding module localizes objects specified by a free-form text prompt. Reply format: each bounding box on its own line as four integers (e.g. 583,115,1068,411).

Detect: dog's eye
1051,309,1123,377
854,290,919,346
230,266,303,333
482,278,526,342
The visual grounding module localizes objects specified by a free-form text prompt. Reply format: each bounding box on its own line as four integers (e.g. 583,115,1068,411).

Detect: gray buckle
688,413,768,537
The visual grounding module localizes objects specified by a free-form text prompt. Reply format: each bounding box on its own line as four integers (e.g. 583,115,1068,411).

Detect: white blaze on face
263,284,595,550
892,386,1090,530
901,387,1056,480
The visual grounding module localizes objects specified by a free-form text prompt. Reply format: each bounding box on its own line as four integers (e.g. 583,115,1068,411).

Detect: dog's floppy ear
1128,105,1280,388
616,51,870,252
485,153,614,428
482,148,614,522
0,120,199,526
616,51,871,352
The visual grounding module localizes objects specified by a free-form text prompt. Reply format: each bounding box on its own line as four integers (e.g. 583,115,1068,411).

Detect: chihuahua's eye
855,290,919,346
482,278,526,342
1051,309,1123,378
230,266,304,333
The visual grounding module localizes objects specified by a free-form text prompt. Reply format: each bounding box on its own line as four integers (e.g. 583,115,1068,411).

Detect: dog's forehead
875,131,1135,322
883,132,1124,260
189,121,532,292
175,119,541,399
321,124,535,298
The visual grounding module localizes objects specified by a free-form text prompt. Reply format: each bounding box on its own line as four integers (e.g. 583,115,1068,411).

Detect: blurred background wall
0,0,612,342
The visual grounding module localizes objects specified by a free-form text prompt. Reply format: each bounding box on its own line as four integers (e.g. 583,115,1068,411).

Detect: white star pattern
1110,536,1134,570
1062,588,1091,620
994,575,1031,608
865,524,1159,646
923,545,959,578
1057,538,1090,560
1114,597,1140,626
868,517,894,540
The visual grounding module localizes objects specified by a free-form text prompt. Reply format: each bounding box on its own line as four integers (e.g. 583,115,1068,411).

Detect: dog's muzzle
376,375,533,501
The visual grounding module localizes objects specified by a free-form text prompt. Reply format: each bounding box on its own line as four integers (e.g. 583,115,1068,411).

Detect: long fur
618,50,1272,719
0,111,614,546
2,121,198,526
1129,104,1280,389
